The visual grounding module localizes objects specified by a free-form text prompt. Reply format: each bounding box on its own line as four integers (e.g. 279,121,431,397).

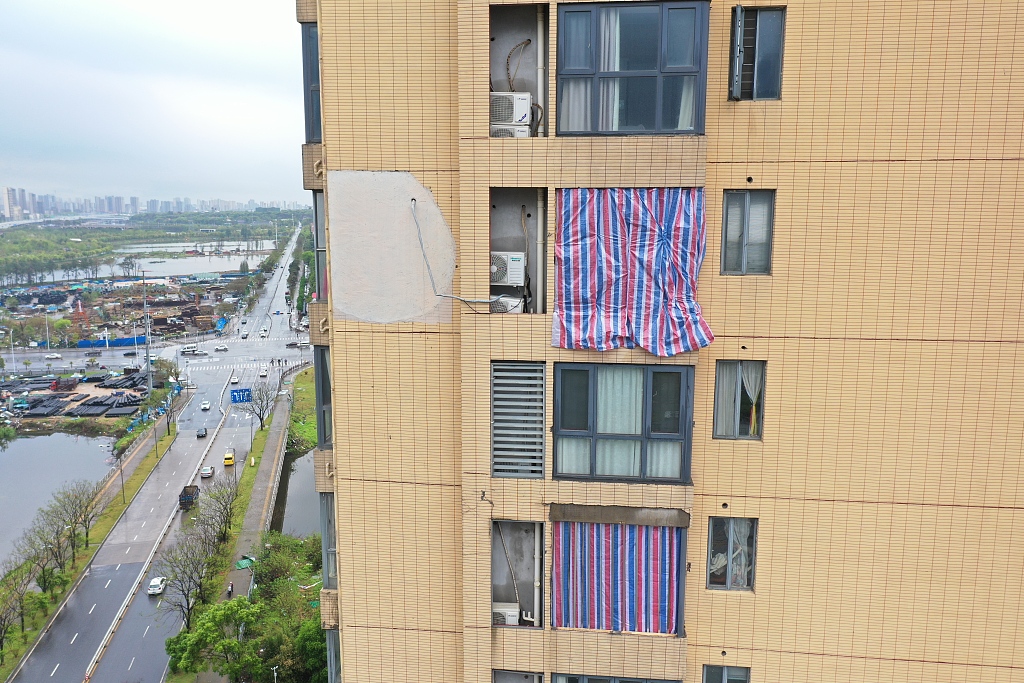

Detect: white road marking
116,564,120,571
172,471,176,476
143,625,150,638
164,482,168,487
70,632,78,645
141,521,146,528
125,547,131,554
150,507,154,512
133,535,138,541
89,603,96,614
50,663,59,677
104,580,111,588
128,657,135,671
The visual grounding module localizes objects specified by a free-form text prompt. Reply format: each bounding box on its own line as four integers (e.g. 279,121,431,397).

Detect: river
0,433,115,561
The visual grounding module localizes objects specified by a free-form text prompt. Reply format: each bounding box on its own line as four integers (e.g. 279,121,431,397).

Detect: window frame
553,363,693,484
712,360,765,440
728,5,786,101
301,22,323,143
702,665,751,683
706,517,758,591
554,677,680,683
721,190,775,275
556,1,710,136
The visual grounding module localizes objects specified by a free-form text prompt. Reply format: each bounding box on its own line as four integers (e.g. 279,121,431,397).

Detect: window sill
553,475,693,486
711,436,762,442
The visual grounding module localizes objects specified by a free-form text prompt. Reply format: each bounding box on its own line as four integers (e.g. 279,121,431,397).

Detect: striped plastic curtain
552,521,682,634
552,187,714,357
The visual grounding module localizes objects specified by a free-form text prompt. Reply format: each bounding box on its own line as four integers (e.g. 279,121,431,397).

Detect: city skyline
2,183,308,222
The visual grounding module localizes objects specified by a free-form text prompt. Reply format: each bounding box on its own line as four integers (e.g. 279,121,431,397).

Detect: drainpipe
534,522,542,626
536,189,545,314
536,6,546,136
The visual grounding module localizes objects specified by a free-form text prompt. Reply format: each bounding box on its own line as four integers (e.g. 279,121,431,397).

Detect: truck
179,485,200,511
49,377,79,391
84,350,102,357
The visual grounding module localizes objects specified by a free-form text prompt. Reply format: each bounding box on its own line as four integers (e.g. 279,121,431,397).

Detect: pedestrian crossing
184,361,302,371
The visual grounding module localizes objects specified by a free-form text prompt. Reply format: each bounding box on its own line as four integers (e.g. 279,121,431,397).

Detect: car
200,465,215,478
230,376,239,384
215,345,228,352
194,350,210,356
196,427,208,438
241,319,247,325
123,350,137,357
84,350,102,357
259,331,267,338
259,367,268,377
44,353,62,360
241,332,249,339
147,577,167,595
200,401,211,411
223,449,236,466
275,310,282,315
285,341,299,348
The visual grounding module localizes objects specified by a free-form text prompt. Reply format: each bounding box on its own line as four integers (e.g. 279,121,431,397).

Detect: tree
165,597,264,680
0,556,35,633
237,381,275,431
0,585,18,665
53,479,104,549
203,479,240,544
53,318,73,347
157,532,212,630
294,618,329,683
239,260,249,274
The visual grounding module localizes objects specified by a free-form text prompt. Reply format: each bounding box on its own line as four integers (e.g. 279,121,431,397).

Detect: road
11,229,307,683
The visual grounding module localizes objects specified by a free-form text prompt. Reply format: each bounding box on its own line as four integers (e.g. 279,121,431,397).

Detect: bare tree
0,585,18,665
203,479,239,544
157,532,212,630
236,381,275,430
14,532,54,596
0,556,36,633
54,480,104,549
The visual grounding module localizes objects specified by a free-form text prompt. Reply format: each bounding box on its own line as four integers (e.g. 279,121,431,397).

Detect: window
729,6,785,100
555,676,679,683
492,521,542,627
555,364,693,482
707,518,757,590
492,362,545,478
301,23,322,142
325,629,341,683
314,346,332,449
552,521,684,634
495,673,543,683
703,666,750,683
319,493,337,589
313,190,328,297
557,2,709,134
721,190,773,275
713,360,764,439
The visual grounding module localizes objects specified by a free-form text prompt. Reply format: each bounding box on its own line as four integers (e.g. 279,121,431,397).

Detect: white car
200,400,211,411
147,577,167,595
258,366,268,377
44,353,62,360
215,345,228,352
230,376,239,384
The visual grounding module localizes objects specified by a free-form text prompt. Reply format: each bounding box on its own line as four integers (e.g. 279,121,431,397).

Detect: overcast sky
0,1,306,204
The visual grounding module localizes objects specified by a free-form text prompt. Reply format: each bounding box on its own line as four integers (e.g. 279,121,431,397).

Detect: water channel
270,449,318,537
0,433,114,561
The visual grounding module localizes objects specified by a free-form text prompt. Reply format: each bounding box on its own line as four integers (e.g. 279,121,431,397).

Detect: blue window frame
554,363,693,483
557,2,709,135
301,23,322,143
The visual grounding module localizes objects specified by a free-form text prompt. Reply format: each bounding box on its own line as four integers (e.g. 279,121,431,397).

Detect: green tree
53,319,73,347
166,598,264,680
239,260,249,274
293,618,328,683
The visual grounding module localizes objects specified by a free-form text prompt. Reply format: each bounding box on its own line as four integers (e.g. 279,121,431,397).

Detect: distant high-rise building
27,193,37,218
159,200,172,213
94,196,105,214
146,199,159,213
112,196,124,214
2,187,19,221
17,189,27,212
129,197,139,214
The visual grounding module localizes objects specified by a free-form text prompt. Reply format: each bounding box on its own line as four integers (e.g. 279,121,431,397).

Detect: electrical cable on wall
506,39,531,92
411,198,499,313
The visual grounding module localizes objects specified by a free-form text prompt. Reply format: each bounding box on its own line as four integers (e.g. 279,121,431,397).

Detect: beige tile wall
317,0,1024,680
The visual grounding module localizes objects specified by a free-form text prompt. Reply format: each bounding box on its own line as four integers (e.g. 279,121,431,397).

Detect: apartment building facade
298,1,1024,682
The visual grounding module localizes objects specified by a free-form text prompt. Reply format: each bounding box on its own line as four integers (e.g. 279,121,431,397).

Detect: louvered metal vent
491,361,545,478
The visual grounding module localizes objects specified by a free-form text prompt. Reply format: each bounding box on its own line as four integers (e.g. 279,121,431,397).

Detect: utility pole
142,270,153,393
44,311,50,349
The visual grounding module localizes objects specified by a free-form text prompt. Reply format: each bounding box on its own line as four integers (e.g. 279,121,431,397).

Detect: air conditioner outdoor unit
492,602,520,626
490,252,526,286
490,92,532,125
489,295,525,314
489,124,530,138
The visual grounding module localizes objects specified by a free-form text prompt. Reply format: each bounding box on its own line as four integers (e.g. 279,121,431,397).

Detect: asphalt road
11,230,308,683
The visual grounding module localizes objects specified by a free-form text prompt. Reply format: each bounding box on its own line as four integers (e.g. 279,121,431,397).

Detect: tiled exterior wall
314,0,1024,681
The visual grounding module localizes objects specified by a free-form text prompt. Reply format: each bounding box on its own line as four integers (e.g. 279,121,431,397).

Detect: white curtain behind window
740,361,764,436
746,194,772,273
675,77,695,130
560,79,592,132
597,365,643,434
714,361,739,437
730,518,753,588
598,9,621,131
647,441,681,478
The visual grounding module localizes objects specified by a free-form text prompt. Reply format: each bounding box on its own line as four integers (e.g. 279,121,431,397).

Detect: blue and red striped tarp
552,521,682,634
552,187,714,357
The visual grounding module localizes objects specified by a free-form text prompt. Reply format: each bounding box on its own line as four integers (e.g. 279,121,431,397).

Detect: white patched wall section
327,170,456,324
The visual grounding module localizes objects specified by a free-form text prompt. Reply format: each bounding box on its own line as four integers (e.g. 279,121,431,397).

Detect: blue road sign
230,388,252,404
